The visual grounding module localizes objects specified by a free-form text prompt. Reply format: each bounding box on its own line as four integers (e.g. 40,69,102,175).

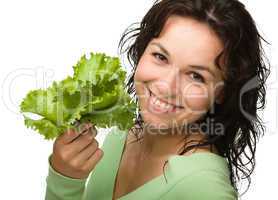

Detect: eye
152,52,167,62
188,72,205,83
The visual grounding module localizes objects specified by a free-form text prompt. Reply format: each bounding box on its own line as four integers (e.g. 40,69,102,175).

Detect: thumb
63,122,94,143
58,128,80,144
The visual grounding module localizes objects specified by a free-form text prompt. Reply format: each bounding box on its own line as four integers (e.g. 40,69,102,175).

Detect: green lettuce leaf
20,52,136,140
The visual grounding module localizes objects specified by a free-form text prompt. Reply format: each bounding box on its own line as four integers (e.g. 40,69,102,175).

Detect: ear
215,87,224,104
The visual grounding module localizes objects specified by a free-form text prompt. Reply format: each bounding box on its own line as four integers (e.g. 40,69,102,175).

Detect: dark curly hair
117,0,271,197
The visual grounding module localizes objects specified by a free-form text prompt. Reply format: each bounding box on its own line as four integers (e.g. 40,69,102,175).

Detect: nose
156,68,180,99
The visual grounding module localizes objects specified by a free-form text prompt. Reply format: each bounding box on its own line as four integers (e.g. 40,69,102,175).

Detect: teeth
153,96,174,110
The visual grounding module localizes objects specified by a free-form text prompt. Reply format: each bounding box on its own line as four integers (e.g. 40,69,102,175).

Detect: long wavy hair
117,0,270,196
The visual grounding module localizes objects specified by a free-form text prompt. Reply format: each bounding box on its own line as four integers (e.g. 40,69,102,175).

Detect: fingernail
87,122,93,128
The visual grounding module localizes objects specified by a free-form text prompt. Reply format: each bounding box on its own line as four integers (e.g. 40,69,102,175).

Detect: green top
45,128,238,200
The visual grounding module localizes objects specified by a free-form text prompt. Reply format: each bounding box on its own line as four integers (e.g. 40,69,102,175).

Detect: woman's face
134,15,225,131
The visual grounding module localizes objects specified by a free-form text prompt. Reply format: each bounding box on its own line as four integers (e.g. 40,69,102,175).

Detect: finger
69,129,97,153
61,122,93,144
81,125,97,138
76,122,93,134
57,128,80,144
72,140,99,165
82,148,104,172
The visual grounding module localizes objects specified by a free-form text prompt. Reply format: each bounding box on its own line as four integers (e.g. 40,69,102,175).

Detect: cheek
134,54,163,82
134,64,147,96
134,57,153,100
182,84,211,112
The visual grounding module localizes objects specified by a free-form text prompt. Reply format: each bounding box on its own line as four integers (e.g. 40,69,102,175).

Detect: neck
133,123,208,158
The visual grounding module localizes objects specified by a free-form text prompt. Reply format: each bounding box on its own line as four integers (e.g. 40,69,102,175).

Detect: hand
50,122,103,179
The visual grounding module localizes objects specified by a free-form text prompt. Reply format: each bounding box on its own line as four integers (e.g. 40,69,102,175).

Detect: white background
0,0,277,199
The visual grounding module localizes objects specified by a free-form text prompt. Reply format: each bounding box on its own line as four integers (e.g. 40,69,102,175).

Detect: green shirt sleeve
160,169,238,200
45,154,88,200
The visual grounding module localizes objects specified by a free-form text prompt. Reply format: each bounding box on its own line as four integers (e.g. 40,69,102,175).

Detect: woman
45,0,270,199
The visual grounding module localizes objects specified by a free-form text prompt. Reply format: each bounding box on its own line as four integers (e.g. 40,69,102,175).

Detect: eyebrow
150,41,216,78
150,42,170,57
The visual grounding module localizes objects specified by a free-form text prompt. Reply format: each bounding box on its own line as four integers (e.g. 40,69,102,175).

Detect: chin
141,111,184,132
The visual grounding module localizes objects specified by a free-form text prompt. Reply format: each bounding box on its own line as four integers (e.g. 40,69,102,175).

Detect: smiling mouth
148,89,184,112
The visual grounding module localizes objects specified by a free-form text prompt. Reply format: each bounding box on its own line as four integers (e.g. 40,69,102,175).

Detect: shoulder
163,168,238,200
162,152,238,200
